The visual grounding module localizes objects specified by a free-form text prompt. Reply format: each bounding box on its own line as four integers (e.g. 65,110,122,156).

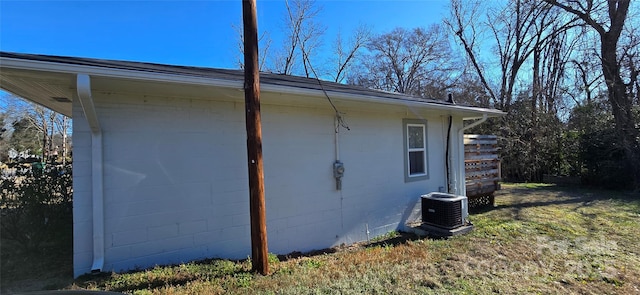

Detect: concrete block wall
99,93,251,273
333,108,447,243
261,104,448,250
73,88,450,276
72,95,94,276
261,104,340,254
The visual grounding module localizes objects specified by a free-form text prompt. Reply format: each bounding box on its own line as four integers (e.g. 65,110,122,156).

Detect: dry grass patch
69,184,639,294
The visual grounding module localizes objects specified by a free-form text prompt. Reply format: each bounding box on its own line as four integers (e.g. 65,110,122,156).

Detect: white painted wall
72,95,94,276
73,87,452,276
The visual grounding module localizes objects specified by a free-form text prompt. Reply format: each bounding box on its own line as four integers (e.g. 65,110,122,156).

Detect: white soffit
0,54,506,119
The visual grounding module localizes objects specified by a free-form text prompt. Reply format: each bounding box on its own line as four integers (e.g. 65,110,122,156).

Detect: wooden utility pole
242,0,269,275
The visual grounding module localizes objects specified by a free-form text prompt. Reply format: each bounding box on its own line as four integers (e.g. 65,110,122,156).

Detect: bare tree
272,0,325,76
1,94,70,163
447,71,493,107
619,18,640,104
448,0,577,111
54,114,70,164
234,24,272,71
24,105,58,162
491,0,541,110
350,25,457,98
447,0,586,182
445,0,499,106
568,30,604,106
0,112,8,161
534,19,584,115
330,25,371,83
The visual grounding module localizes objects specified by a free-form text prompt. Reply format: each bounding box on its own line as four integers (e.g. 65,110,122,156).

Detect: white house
0,52,504,277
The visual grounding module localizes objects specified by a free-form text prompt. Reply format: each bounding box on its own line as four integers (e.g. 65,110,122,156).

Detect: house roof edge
0,51,506,117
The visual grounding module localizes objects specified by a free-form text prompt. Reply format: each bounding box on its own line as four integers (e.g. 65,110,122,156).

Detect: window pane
408,126,424,148
409,151,425,174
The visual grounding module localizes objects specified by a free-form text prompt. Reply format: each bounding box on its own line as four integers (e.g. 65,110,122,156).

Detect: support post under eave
457,114,488,196
77,74,104,273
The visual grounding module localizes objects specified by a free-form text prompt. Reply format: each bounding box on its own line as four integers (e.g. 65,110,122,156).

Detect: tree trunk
41,116,48,162
543,0,639,187
48,113,55,163
601,33,640,187
62,116,68,165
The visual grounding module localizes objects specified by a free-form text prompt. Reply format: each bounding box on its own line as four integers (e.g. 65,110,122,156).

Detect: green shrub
0,164,72,252
570,101,637,189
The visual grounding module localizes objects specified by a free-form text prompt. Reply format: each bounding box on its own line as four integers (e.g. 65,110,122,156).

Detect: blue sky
0,0,450,69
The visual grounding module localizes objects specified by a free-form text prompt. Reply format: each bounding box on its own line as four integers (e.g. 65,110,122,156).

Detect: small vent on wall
52,97,71,103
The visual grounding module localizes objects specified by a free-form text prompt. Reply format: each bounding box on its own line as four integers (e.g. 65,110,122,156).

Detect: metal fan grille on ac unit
421,196,464,229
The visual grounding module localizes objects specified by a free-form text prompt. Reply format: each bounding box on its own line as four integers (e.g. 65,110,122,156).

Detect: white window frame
403,119,429,182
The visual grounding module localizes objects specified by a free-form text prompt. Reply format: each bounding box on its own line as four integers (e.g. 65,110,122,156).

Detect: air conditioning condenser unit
421,193,468,229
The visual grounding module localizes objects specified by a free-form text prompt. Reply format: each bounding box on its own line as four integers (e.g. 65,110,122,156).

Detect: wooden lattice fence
464,134,501,208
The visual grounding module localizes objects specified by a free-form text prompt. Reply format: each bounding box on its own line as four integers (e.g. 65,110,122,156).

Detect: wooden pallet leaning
464,134,501,208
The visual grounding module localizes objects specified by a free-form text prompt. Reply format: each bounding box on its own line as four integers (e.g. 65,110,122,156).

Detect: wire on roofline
300,49,350,132
284,0,348,132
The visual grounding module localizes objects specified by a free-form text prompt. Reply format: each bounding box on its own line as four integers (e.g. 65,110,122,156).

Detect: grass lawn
3,183,640,294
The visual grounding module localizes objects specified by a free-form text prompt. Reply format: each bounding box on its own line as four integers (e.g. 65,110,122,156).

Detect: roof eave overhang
0,56,242,89
269,85,506,119
0,56,506,119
